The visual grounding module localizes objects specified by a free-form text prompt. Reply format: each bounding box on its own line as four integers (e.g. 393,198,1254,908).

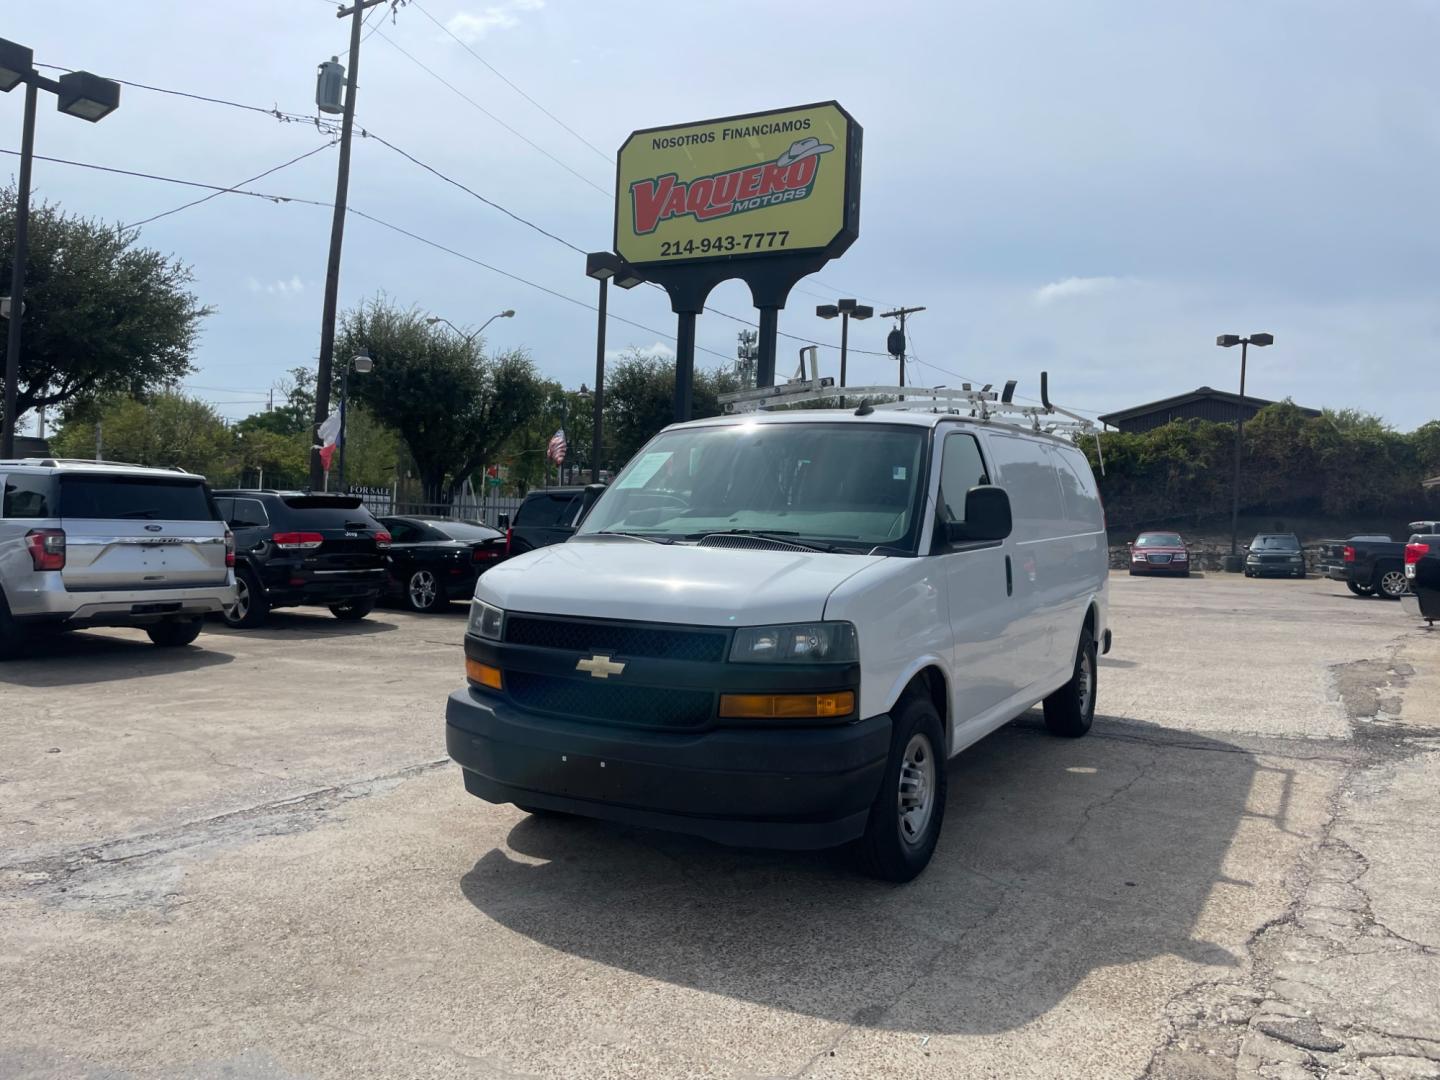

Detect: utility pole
308,0,389,490
880,306,926,388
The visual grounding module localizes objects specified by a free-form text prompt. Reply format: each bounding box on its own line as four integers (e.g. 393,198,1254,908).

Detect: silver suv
0,458,236,658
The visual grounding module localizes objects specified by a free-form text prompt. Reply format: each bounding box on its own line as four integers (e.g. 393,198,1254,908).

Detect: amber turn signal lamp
718,691,854,719
466,658,503,690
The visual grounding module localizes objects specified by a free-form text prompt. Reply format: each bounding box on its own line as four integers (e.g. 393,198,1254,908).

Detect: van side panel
1049,443,1110,656
981,431,1074,691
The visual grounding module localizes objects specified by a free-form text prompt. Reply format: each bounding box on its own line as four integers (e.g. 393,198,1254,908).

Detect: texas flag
316,410,342,471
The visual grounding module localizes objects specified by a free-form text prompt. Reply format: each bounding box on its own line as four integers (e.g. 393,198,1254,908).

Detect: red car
1128,531,1191,576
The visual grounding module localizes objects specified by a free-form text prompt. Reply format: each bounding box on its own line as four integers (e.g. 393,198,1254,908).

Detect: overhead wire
409,0,613,165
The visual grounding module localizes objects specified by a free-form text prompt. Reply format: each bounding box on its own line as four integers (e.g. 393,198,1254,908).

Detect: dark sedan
378,516,508,612
1128,531,1192,576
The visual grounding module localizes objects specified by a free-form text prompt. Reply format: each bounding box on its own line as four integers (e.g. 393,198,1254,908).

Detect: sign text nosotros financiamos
630,148,826,236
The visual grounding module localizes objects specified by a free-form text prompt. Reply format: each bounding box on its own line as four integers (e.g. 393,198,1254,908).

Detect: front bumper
1129,560,1190,574
446,687,891,850
1247,561,1306,577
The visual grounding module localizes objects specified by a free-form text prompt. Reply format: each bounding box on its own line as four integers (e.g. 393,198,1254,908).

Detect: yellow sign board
615,101,861,269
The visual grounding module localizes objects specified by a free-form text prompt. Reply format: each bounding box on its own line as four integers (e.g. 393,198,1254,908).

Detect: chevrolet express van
446,386,1110,880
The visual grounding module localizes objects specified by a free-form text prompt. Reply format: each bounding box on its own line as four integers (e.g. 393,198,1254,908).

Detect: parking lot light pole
425,309,514,348
585,252,644,483
337,350,372,491
815,299,873,391
1216,332,1275,560
1,37,121,459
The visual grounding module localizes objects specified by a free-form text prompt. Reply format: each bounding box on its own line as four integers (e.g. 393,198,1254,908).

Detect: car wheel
222,567,268,629
146,618,203,648
1043,627,1097,738
404,568,447,613
1347,581,1375,597
330,598,375,621
854,694,947,883
1376,569,1408,600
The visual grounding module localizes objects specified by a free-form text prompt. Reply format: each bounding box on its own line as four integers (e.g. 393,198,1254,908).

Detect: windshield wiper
591,530,675,545
683,528,838,553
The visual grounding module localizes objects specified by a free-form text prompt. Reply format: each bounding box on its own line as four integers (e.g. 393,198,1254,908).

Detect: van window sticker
616,451,674,490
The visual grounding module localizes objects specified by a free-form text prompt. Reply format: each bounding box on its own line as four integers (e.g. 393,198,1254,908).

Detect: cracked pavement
0,575,1435,1078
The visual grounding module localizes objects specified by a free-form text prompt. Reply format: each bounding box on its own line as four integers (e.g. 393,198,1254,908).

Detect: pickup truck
1317,522,1440,600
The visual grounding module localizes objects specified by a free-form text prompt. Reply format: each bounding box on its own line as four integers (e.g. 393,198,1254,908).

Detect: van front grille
504,616,728,663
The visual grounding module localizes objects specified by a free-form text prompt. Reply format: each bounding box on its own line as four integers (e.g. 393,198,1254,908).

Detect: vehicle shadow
457,714,1273,1035
206,609,399,640
1099,656,1138,668
0,631,234,687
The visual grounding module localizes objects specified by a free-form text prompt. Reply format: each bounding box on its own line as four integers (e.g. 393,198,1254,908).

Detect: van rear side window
59,475,216,521
2,474,55,518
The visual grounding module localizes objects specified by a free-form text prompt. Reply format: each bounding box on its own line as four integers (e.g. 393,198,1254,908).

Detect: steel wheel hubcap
1078,650,1094,714
230,578,249,621
897,732,937,847
410,571,437,607
1381,571,1406,595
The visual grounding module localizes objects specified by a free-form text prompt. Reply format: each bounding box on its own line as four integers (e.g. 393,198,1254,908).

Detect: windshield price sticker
616,451,674,489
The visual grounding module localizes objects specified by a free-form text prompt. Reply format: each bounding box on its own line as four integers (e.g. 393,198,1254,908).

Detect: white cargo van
446,380,1110,880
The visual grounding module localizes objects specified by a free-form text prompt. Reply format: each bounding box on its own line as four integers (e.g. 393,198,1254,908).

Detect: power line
409,0,613,165
374,28,612,198
0,148,333,210
122,141,337,230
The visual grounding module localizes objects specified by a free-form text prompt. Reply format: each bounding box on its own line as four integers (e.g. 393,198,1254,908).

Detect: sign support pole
755,308,779,388
673,311,696,421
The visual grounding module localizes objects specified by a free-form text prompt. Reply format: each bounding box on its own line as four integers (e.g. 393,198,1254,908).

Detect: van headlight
468,600,505,640
730,622,858,663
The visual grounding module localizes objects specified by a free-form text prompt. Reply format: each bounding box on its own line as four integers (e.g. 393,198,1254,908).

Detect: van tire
0,590,23,660
223,567,269,629
147,618,203,648
854,695,947,883
1044,628,1097,738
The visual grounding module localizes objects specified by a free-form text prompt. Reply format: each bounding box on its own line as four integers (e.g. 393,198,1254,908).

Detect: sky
5,0,1439,431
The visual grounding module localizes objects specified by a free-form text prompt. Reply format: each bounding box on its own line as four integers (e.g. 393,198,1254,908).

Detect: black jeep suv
213,490,390,628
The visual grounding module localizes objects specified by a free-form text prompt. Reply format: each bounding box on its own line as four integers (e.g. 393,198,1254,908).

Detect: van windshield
577,422,928,551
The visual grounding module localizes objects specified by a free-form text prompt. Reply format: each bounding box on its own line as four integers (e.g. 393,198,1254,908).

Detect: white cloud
1032,276,1127,306
606,340,675,363
445,0,543,44
247,275,306,296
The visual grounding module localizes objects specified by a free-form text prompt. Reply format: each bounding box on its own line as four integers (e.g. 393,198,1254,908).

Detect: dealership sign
615,102,861,269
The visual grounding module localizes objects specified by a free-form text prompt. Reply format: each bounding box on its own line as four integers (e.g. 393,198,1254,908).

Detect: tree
337,297,546,503
0,185,211,430
602,350,739,468
51,392,232,479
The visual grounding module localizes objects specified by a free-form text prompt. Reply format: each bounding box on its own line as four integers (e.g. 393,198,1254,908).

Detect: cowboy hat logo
776,136,835,168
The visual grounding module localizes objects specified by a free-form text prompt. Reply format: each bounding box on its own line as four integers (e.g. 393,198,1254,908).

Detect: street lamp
815,299,873,392
1216,332,1275,563
1,38,121,458
425,309,515,347
585,251,644,483
337,349,372,490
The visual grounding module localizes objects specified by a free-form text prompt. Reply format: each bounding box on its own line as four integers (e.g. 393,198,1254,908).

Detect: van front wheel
1044,628,1097,738
854,695,947,883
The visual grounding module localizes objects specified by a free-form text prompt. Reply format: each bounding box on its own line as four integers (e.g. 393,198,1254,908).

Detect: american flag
546,428,567,465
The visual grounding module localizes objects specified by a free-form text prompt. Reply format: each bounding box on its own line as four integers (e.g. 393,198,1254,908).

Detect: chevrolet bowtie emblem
576,654,626,679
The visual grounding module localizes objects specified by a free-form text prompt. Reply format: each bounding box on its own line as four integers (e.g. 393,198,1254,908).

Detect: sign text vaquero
631,150,824,235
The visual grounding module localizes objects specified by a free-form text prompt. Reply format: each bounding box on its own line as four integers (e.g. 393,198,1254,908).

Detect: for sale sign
615,101,861,269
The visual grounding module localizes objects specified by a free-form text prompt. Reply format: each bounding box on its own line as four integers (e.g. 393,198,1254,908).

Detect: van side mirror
944,486,1013,544
497,513,510,530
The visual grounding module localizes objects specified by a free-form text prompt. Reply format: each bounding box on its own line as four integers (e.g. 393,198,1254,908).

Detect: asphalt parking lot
2,574,1437,1080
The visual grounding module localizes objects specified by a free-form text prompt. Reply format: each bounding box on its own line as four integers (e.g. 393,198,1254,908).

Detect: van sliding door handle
1005,555,1013,596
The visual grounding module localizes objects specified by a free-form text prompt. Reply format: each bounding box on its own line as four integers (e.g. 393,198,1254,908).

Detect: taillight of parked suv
1343,545,1356,563
505,527,514,554
375,531,392,550
25,528,66,571
1406,543,1430,565
225,528,236,568
272,531,324,550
